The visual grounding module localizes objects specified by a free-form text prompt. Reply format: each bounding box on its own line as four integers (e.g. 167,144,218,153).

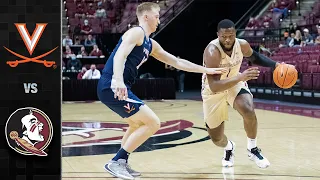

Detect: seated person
84,34,96,46
95,3,106,18
62,35,73,46
302,28,314,46
82,64,101,79
67,55,82,70
81,19,93,34
64,45,75,58
89,45,104,57
78,45,88,56
77,67,87,79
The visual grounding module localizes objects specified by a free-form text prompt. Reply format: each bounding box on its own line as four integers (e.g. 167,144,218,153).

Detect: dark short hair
217,19,235,31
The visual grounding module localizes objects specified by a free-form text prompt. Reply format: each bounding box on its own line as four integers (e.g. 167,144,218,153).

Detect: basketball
273,64,298,89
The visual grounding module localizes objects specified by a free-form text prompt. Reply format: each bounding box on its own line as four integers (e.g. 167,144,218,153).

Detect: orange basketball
273,64,298,89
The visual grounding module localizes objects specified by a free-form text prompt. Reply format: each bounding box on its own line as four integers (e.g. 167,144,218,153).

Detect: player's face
145,8,160,32
217,28,236,51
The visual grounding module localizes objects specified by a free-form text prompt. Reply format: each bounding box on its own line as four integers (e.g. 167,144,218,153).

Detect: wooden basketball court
61,98,320,180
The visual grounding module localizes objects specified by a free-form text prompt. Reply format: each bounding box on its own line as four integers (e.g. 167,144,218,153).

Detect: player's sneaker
104,159,134,180
125,163,141,177
248,147,270,168
222,141,235,167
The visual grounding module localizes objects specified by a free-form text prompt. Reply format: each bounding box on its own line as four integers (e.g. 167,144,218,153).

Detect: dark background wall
103,0,257,90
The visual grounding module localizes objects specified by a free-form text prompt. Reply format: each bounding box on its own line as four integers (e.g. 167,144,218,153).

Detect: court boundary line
62,177,257,179
62,172,320,178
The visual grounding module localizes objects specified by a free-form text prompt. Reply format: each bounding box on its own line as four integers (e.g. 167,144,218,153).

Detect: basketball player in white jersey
202,19,292,168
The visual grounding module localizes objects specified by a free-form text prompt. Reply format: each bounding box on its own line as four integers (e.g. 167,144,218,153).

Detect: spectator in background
78,46,88,56
75,3,85,18
81,19,93,34
302,28,314,46
262,15,274,29
89,45,104,57
77,67,87,79
279,31,293,48
246,17,258,29
289,23,298,34
67,55,82,70
62,35,73,46
64,45,75,58
82,64,101,79
84,34,96,46
87,3,96,18
270,0,288,18
289,30,302,47
95,2,107,18
73,24,82,35
73,36,81,45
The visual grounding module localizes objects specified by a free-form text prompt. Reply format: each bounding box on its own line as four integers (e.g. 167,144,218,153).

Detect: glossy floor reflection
62,99,320,179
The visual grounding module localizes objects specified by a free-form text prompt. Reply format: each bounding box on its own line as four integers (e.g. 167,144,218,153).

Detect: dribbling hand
205,68,228,75
239,67,260,81
114,81,128,101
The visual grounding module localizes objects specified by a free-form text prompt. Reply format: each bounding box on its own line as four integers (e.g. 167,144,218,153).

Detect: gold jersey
201,38,244,95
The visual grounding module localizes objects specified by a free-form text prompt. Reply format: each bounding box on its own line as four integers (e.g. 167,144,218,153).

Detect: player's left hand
114,81,128,101
205,68,228,75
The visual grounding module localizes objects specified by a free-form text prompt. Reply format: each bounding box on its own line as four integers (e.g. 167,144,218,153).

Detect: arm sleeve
247,50,277,68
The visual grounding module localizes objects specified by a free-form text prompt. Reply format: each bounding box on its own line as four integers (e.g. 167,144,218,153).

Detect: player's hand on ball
239,67,260,81
205,68,228,74
114,81,128,101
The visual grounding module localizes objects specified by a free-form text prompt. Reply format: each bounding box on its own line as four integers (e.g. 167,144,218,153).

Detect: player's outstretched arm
239,39,280,68
150,39,227,75
204,43,259,93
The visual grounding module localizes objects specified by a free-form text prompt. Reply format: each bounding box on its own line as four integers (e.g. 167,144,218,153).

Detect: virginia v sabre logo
4,23,58,68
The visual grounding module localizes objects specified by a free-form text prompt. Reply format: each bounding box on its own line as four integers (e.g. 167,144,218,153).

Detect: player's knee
237,101,255,117
143,114,160,133
148,117,160,133
242,104,255,117
128,121,141,129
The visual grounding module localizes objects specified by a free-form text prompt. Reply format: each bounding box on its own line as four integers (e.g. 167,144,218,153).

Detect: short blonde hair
136,2,160,17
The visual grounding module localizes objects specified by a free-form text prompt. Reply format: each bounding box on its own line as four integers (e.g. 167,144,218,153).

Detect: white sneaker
104,159,134,180
125,163,141,177
222,141,235,167
248,147,270,168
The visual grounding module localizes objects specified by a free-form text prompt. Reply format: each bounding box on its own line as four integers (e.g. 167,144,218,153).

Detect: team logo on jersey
62,120,209,157
5,107,53,156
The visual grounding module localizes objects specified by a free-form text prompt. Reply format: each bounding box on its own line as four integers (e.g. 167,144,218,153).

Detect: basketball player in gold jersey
202,19,291,168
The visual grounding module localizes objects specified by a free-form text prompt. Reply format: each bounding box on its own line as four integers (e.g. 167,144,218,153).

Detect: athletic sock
224,140,233,150
112,148,130,162
247,137,257,150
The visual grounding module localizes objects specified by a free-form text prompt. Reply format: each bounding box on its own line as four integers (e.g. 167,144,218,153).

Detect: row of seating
245,0,296,30
65,0,124,33
65,0,177,34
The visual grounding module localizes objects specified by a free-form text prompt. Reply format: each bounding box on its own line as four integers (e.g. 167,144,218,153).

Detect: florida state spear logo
5,107,53,156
